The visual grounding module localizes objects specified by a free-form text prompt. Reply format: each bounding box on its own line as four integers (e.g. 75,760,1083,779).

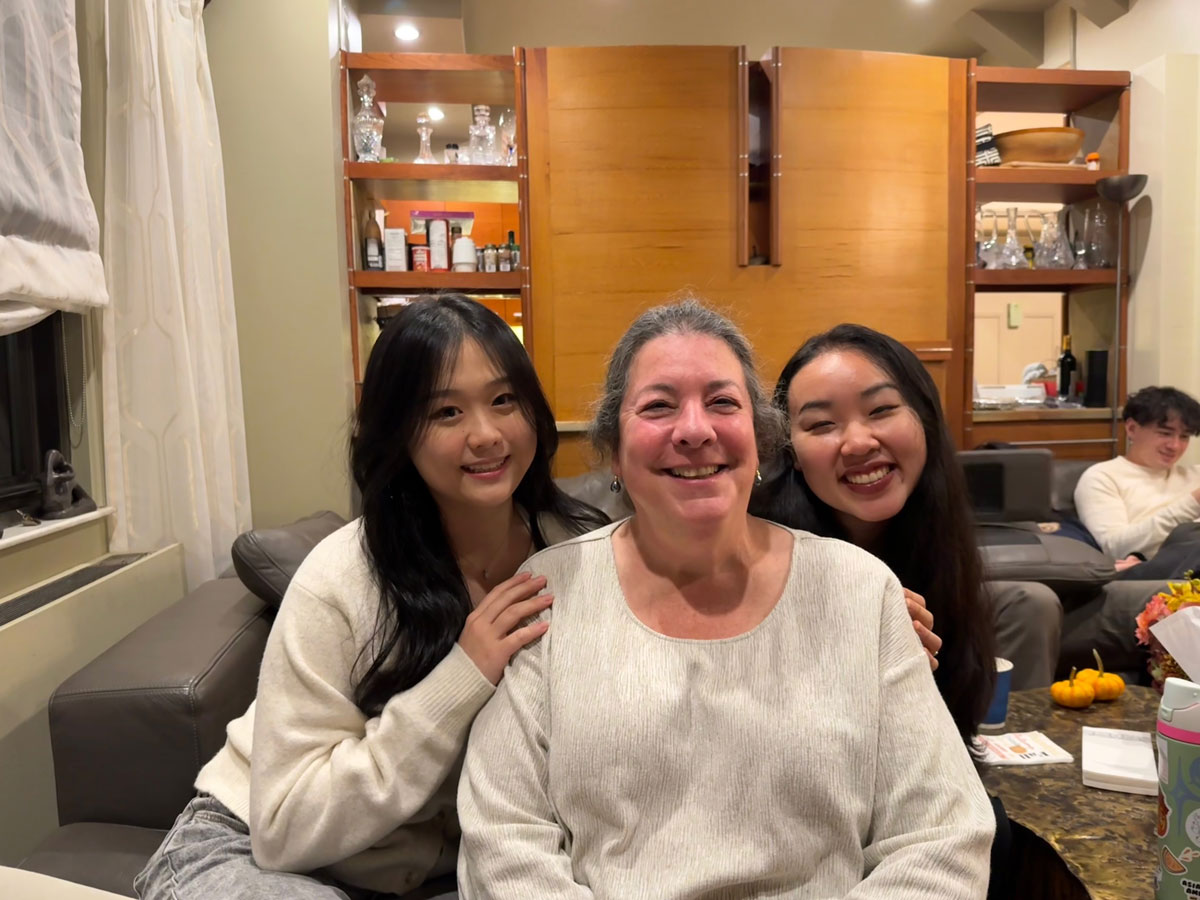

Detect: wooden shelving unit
974,167,1126,204
965,64,1131,460
352,271,523,292
339,51,529,388
973,269,1120,291
345,162,518,182
975,67,1129,113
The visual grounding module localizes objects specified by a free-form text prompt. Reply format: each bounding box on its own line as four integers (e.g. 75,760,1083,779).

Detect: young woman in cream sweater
135,296,604,900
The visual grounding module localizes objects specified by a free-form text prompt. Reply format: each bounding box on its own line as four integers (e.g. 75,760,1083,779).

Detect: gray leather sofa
18,512,346,897
960,449,1163,679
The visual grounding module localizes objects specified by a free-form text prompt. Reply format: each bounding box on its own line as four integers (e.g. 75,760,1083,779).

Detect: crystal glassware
352,75,384,163
414,113,436,164
996,207,1028,269
978,210,1000,269
1033,210,1073,269
1084,207,1114,268
497,108,517,166
468,105,497,165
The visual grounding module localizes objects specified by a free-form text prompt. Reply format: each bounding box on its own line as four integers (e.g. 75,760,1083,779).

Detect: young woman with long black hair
135,295,605,900
751,323,1055,900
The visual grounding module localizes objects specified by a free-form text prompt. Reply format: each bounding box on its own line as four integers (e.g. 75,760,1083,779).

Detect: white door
974,293,1063,385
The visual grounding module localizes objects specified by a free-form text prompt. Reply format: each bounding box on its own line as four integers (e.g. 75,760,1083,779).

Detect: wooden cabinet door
524,46,741,422
525,47,965,475
774,48,967,438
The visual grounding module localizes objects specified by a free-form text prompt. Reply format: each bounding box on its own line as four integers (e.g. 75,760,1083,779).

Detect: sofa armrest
48,578,272,830
958,449,1054,523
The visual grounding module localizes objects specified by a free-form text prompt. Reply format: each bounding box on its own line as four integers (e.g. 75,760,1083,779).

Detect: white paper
1151,607,1200,682
976,731,1073,766
1081,727,1158,795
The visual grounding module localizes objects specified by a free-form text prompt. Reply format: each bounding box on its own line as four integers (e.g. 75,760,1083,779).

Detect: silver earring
755,468,763,486
609,476,622,494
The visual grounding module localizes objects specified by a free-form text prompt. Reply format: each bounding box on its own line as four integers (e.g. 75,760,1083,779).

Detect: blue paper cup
979,657,1014,734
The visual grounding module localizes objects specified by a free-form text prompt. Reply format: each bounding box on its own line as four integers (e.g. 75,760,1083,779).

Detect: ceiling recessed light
394,23,420,41
427,106,445,121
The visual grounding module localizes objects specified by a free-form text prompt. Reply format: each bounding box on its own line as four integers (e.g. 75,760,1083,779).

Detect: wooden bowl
993,127,1085,164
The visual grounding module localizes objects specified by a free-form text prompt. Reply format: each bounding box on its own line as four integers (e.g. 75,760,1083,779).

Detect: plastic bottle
1155,677,1200,899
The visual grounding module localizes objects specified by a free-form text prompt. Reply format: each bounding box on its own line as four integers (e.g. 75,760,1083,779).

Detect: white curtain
0,0,109,336
101,0,250,586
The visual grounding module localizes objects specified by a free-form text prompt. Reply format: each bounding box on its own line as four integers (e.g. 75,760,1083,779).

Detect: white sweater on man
1074,455,1200,558
458,521,994,900
195,519,497,894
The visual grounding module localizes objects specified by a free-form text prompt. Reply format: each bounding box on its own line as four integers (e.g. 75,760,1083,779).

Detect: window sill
0,506,114,552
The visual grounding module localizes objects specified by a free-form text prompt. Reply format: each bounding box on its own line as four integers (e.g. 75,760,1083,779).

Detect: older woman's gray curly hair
589,298,785,463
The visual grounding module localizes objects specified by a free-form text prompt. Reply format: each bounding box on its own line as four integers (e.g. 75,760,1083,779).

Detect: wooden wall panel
527,45,965,476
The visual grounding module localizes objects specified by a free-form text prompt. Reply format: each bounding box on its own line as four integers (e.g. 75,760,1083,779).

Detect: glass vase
414,113,436,164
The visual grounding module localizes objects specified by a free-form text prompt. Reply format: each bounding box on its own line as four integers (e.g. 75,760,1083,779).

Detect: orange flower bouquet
1135,572,1200,690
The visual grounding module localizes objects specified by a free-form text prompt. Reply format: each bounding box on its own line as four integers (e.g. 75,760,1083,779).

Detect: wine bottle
1057,335,1078,401
362,201,384,271
507,229,520,269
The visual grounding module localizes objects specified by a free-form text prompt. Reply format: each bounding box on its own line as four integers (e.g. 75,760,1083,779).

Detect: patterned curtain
101,0,251,586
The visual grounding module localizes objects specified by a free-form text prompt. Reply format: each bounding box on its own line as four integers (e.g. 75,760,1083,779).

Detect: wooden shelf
345,162,518,182
975,167,1126,204
352,270,522,292
973,269,1119,292
976,66,1129,113
344,52,514,105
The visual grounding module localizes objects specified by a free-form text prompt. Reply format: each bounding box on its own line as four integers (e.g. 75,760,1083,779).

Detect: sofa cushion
19,823,166,898
231,510,347,607
1051,460,1096,519
979,526,1116,598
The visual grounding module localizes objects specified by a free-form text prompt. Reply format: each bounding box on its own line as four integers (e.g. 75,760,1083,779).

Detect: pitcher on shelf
1031,210,1073,269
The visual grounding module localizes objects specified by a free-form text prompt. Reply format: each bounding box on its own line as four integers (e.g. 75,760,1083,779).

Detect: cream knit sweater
1074,455,1200,558
195,519,496,894
458,521,994,899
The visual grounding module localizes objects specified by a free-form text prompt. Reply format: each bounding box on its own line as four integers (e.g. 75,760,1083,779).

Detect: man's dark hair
1123,386,1200,435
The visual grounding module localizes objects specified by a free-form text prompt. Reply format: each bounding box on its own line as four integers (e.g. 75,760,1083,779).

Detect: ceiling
350,0,1068,63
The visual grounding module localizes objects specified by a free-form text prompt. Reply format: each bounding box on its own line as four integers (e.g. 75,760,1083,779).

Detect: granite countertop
980,686,1159,900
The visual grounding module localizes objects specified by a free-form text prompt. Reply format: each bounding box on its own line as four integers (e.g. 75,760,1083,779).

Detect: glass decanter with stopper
467,105,497,165
414,113,436,164
352,75,384,163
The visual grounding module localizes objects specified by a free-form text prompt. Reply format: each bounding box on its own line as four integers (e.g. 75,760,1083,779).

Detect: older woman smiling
457,300,994,899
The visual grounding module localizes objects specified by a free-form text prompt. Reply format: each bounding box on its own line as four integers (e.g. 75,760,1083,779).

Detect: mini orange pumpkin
1076,649,1125,701
1051,667,1095,709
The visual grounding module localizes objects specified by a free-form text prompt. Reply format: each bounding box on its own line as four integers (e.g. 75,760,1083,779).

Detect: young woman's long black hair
750,324,996,747
349,295,607,717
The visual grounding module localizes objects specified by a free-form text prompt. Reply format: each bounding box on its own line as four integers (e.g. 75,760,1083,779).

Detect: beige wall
1044,2,1200,463
0,545,186,865
205,0,355,528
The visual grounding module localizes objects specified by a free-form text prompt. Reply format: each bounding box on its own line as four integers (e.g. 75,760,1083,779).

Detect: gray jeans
134,794,458,900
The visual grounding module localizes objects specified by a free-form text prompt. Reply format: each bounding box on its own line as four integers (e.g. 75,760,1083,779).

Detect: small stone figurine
40,449,97,520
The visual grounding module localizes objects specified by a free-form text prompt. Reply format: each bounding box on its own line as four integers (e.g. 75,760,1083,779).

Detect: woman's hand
459,572,553,685
904,588,942,672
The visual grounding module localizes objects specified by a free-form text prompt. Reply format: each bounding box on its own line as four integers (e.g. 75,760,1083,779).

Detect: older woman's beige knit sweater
458,520,994,900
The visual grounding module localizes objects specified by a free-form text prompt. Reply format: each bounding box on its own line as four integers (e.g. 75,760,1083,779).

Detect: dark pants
1116,522,1200,581
988,794,1014,900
